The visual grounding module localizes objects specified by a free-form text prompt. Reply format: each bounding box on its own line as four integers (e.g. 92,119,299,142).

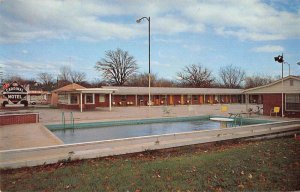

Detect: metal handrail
62,112,65,129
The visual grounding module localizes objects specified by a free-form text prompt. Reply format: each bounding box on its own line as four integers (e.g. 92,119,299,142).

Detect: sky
0,0,300,83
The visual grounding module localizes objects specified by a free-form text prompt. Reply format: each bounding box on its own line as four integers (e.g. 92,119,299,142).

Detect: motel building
52,76,299,118
243,75,300,118
51,83,117,112
52,83,249,112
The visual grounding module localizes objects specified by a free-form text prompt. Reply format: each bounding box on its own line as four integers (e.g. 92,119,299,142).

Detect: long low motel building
52,84,260,112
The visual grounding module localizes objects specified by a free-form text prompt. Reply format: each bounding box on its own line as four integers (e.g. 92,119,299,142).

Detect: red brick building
102,86,244,106
52,83,116,112
52,83,245,112
243,76,300,118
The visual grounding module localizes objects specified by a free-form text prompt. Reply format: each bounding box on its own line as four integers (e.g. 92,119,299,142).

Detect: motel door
199,95,203,104
169,95,174,105
181,95,184,105
155,96,160,105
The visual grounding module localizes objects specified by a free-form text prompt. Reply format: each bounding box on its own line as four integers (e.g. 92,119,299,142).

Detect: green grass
1,137,299,191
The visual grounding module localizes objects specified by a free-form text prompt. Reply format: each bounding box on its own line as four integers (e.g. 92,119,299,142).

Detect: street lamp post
274,53,284,117
137,16,151,107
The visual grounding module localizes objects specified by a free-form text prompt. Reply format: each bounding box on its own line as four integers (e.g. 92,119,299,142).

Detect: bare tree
37,72,55,91
177,64,214,87
244,74,274,89
155,78,176,87
70,71,86,83
128,73,157,87
37,72,54,85
3,75,40,90
219,64,245,88
57,65,86,86
95,48,138,86
58,66,71,83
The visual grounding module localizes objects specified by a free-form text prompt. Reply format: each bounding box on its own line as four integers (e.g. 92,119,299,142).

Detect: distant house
243,75,300,117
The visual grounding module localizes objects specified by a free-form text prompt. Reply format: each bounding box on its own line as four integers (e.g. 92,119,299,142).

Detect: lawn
1,137,299,191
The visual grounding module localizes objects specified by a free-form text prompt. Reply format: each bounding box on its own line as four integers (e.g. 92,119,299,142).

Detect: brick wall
263,93,300,118
263,94,283,116
0,113,39,125
57,103,96,110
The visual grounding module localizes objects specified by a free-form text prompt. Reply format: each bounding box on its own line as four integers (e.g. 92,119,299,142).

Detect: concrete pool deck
0,123,63,151
31,104,298,124
1,104,298,151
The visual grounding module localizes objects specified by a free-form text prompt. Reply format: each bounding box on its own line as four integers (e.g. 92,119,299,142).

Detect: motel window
70,94,78,104
99,95,105,103
193,95,198,103
121,95,127,102
138,95,143,100
161,95,167,102
58,94,68,104
187,95,192,100
85,94,94,104
286,94,300,111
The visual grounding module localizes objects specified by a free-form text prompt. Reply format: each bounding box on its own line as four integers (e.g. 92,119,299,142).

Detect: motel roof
243,75,300,94
103,86,243,95
76,88,117,94
52,83,86,92
52,83,117,94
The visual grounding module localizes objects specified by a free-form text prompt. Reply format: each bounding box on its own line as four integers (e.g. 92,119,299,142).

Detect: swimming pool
47,116,271,144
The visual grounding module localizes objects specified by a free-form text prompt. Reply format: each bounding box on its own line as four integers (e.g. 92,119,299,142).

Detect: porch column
135,94,138,106
80,92,83,113
109,93,112,111
245,94,249,112
204,95,206,104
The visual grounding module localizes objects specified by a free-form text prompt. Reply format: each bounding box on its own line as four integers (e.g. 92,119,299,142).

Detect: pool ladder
229,113,243,127
62,112,75,129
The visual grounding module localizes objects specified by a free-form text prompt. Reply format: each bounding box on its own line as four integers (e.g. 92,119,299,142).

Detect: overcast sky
0,0,299,82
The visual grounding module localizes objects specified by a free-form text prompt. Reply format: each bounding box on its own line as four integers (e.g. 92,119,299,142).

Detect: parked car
0,97,29,107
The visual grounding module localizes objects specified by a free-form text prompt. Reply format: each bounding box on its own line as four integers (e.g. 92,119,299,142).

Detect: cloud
0,59,68,77
152,60,171,68
252,45,284,52
22,50,28,54
181,1,300,41
0,0,299,43
182,44,204,52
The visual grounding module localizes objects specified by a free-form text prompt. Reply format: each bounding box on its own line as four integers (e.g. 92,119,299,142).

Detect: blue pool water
49,117,269,144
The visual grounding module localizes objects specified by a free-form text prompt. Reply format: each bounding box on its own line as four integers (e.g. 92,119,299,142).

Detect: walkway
0,123,63,151
36,104,271,124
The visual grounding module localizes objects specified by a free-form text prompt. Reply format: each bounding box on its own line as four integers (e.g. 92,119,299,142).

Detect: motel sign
3,81,27,104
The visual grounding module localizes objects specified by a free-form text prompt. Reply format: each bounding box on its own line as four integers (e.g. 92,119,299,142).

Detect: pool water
50,119,256,144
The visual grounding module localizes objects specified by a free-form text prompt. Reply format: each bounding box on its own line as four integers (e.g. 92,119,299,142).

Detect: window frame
121,95,127,102
285,94,300,112
85,93,95,104
58,94,68,104
69,94,79,104
99,94,106,103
